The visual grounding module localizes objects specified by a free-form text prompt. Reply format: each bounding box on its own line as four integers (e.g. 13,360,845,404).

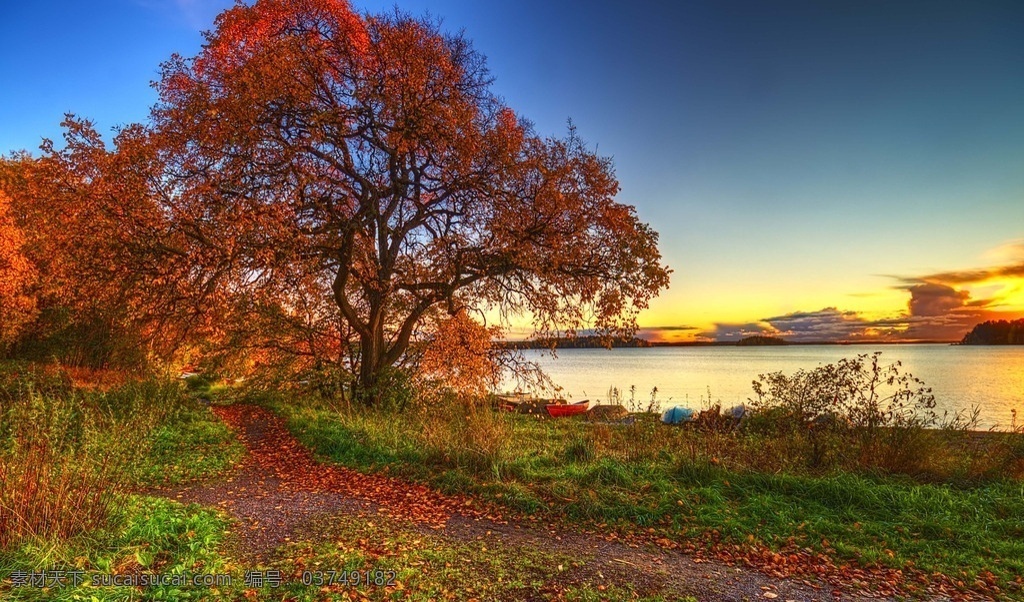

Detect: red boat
545,400,590,418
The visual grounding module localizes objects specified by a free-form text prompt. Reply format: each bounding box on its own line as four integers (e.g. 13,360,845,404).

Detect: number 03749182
300,570,397,587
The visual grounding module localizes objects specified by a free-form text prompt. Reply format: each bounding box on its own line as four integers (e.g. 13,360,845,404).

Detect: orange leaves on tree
0,190,36,346
198,0,367,77
418,311,502,397
0,119,198,366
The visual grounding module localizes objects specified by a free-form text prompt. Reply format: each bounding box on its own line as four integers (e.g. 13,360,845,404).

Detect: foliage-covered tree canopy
0,0,669,399
151,0,670,400
0,121,201,367
0,190,36,348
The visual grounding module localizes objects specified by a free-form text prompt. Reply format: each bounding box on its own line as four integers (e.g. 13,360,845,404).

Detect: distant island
504,334,796,348
501,335,651,349
959,319,1024,345
736,335,787,346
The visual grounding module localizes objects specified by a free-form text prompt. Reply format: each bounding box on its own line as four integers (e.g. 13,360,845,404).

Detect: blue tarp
661,405,694,425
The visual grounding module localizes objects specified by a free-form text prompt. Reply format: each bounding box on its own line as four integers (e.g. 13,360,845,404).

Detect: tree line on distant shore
501,334,792,349
500,335,652,349
959,319,1024,345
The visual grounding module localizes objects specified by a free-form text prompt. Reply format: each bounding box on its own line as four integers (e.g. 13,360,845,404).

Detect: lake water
513,344,1024,429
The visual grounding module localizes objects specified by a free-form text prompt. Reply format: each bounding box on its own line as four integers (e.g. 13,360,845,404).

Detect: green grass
268,394,1024,597
0,496,235,601
1,362,245,599
131,399,244,487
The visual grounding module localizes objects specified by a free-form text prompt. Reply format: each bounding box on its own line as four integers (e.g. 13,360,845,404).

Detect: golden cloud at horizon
644,240,1024,343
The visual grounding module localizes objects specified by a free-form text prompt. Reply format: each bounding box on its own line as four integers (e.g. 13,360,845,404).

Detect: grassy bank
0,362,244,600
4,359,1022,599
268,393,1024,597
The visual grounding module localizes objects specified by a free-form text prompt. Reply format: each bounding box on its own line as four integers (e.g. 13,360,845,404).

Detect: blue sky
3,0,1023,341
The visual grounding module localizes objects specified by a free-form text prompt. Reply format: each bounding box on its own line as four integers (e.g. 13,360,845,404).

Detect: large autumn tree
154,0,670,401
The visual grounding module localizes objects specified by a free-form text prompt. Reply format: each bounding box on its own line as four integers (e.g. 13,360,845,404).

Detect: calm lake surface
515,344,1024,429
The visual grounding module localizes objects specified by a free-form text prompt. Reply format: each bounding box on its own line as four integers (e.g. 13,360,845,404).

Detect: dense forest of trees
959,319,1024,345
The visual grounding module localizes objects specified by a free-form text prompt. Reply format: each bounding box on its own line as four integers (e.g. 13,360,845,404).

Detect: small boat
546,400,590,418
497,393,535,412
661,405,694,425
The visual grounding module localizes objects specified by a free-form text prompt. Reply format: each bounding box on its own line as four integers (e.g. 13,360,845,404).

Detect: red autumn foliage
153,0,670,401
0,119,210,367
417,311,502,397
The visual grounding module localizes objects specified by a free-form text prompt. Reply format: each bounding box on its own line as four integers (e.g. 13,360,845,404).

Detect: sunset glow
639,241,1024,343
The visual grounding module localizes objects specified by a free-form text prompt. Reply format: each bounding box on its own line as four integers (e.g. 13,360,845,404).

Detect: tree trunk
355,324,386,405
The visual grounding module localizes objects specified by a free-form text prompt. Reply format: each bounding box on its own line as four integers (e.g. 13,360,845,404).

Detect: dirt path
154,405,896,602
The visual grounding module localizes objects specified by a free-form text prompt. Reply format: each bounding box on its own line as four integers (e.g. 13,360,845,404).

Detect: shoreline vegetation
268,373,1024,599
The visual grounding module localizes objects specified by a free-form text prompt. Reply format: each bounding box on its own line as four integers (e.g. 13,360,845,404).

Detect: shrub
0,361,73,402
748,353,942,474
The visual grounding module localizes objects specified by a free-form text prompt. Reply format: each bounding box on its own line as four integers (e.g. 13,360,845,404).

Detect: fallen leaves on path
211,404,493,529
700,542,998,601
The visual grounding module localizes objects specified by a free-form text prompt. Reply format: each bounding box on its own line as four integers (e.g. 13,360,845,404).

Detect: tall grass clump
0,363,214,549
267,385,516,478
408,391,514,475
0,393,125,547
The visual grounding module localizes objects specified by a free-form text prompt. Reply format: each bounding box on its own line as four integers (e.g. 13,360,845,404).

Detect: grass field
268,393,1024,597
0,362,243,600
